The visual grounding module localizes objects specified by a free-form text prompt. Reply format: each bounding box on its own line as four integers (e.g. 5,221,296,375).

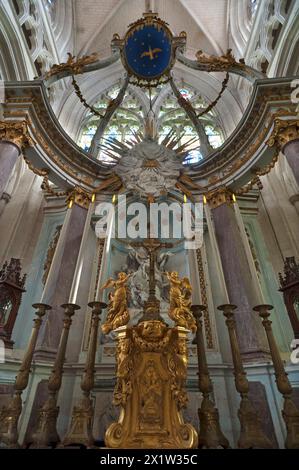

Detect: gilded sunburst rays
98,128,200,165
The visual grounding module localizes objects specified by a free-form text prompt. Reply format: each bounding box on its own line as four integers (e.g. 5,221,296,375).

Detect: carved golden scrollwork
66,186,92,209
267,118,299,149
43,53,99,80
205,187,234,209
0,120,35,150
105,322,198,449
195,49,245,72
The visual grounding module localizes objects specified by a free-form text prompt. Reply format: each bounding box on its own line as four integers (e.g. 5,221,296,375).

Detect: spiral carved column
218,304,273,448
30,303,80,448
254,304,299,449
0,303,51,448
192,305,230,448
61,301,107,448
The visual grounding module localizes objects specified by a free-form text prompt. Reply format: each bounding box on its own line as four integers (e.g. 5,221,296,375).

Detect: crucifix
130,238,173,322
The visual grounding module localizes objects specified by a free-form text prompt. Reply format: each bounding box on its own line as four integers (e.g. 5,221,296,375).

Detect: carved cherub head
137,320,167,340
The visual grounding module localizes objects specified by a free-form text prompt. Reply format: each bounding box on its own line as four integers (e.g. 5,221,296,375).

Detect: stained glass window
78,81,223,165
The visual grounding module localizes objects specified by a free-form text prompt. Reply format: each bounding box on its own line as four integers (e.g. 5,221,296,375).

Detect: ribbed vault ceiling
74,0,230,58
52,0,254,144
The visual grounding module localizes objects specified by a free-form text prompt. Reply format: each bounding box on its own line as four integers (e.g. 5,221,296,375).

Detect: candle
204,203,230,303
40,205,73,304
68,198,95,304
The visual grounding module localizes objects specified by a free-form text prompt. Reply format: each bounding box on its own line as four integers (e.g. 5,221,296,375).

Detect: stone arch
0,12,29,80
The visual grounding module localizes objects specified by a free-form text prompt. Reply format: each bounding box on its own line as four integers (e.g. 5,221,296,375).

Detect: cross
130,238,173,322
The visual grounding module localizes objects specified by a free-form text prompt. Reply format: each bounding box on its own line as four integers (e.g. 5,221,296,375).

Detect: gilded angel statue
100,272,131,334
165,272,196,332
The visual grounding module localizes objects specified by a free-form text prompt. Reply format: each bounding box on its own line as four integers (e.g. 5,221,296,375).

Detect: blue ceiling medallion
121,13,178,86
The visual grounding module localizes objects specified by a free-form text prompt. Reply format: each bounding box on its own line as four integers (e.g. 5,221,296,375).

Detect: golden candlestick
0,303,51,448
254,304,299,449
61,301,107,448
192,305,230,448
218,304,273,448
30,303,80,448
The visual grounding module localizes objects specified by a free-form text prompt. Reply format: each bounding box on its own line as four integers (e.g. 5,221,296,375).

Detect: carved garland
40,176,68,198
196,72,229,118
71,75,104,118
93,238,105,301
235,149,279,195
23,156,49,178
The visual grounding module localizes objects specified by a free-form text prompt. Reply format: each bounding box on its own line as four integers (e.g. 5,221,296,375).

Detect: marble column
0,121,33,198
267,118,299,185
68,196,96,304
35,190,91,359
206,189,268,361
289,194,299,216
283,139,299,185
0,142,20,198
0,191,11,216
94,198,115,300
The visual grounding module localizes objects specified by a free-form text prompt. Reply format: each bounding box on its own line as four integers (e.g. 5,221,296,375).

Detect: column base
29,403,60,448
240,348,271,363
238,396,273,448
283,397,299,449
60,397,95,448
0,394,22,448
33,347,57,362
198,397,230,449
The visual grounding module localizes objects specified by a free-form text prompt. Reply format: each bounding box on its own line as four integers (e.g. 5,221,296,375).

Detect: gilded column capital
0,120,35,151
267,118,299,150
205,187,234,209
66,186,92,209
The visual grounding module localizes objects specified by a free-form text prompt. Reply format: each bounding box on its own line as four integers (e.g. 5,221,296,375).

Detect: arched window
78,82,223,165
157,84,223,163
